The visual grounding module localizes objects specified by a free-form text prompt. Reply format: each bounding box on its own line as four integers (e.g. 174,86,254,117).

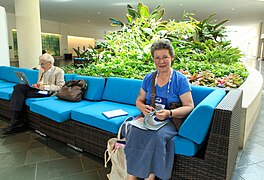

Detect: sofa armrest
179,89,226,144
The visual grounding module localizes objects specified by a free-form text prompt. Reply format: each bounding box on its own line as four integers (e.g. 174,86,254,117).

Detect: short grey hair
39,53,54,64
151,39,175,58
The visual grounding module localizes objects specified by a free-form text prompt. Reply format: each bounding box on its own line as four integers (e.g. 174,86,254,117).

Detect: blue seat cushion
30,99,94,122
179,89,226,144
174,136,203,156
0,82,17,89
0,80,6,83
25,96,58,106
71,101,140,134
0,87,14,100
102,77,142,105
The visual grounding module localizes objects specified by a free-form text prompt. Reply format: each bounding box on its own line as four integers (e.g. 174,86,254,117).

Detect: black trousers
10,84,50,124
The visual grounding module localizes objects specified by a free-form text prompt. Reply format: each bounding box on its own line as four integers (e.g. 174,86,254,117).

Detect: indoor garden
63,3,248,88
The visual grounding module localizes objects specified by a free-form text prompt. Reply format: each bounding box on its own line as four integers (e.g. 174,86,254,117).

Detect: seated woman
125,39,194,180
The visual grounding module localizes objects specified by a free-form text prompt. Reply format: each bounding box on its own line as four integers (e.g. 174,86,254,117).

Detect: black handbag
56,80,87,102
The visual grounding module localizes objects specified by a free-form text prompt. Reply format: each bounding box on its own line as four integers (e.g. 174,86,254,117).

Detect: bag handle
104,116,133,167
150,71,157,108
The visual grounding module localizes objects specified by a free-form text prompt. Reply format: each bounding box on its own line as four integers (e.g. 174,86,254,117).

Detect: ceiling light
98,12,101,15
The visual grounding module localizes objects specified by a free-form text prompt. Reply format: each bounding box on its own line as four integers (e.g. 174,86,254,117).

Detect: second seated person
3,53,65,134
125,39,194,180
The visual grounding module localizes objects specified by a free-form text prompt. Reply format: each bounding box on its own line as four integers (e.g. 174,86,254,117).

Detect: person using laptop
3,53,65,134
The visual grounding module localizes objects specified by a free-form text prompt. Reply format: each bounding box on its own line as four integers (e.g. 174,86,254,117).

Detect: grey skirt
124,121,177,180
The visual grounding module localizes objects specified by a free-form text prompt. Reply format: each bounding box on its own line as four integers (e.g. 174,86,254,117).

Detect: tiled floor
0,58,264,180
0,118,109,180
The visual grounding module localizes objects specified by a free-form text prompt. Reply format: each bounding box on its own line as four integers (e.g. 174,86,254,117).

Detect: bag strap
151,71,157,108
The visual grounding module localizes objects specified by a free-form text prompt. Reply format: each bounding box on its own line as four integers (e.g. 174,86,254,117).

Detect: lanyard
155,68,173,99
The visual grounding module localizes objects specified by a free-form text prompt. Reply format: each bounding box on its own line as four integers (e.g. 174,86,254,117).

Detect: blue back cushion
102,77,142,105
23,69,39,85
74,75,105,101
179,89,226,144
191,85,215,106
0,66,9,80
64,74,76,82
0,66,21,83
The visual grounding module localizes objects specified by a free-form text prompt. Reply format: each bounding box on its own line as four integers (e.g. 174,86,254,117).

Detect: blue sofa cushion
191,85,215,107
174,136,203,156
179,89,226,144
74,75,105,101
30,99,95,122
0,87,14,100
25,96,58,106
64,74,77,82
0,80,6,83
0,82,17,89
71,101,140,134
102,77,142,105
0,66,13,81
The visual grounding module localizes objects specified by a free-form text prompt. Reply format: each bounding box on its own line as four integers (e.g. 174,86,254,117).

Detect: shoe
3,123,27,134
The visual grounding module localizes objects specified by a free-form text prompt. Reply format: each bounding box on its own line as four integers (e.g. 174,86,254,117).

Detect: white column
0,6,10,66
14,0,42,68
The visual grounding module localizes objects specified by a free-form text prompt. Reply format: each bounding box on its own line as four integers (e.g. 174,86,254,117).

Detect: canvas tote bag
104,117,132,180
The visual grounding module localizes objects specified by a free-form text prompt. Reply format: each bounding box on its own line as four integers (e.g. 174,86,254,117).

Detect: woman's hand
155,109,170,120
142,105,155,116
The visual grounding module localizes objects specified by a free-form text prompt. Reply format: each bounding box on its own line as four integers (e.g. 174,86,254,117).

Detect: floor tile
80,153,104,171
235,164,264,180
0,151,27,168
36,156,83,179
25,147,49,164
61,171,100,180
0,163,36,180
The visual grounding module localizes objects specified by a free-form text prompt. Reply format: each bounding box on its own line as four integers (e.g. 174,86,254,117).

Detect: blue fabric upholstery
25,96,58,106
0,80,6,83
30,99,95,122
191,85,215,106
0,66,12,81
64,74,77,81
71,101,140,134
179,89,226,144
0,82,17,89
74,75,105,101
23,69,39,85
0,87,13,100
174,136,202,156
102,77,142,105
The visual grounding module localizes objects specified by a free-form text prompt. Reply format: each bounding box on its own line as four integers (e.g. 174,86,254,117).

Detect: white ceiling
1,0,264,32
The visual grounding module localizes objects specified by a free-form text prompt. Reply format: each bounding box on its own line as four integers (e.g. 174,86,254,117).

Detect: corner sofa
0,66,242,180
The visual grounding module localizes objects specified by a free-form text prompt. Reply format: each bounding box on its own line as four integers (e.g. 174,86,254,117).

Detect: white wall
226,24,261,59
0,6,10,66
6,12,105,58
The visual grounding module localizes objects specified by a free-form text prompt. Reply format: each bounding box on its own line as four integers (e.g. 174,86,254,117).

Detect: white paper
102,109,128,118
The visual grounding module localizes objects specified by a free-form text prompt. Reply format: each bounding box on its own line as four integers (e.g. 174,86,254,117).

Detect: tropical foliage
63,3,248,88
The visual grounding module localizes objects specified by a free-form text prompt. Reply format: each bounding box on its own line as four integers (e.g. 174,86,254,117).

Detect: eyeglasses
153,55,171,61
39,62,49,66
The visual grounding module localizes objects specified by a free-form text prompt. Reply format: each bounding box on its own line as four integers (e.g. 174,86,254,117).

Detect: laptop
15,71,31,86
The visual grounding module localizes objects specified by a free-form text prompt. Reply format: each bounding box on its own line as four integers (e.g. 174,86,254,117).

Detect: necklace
155,68,173,99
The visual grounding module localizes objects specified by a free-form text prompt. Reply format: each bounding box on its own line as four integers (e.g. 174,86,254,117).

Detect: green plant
63,3,248,88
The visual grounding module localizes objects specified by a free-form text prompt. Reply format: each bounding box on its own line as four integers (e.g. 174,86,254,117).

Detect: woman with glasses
3,53,65,134
125,39,194,180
